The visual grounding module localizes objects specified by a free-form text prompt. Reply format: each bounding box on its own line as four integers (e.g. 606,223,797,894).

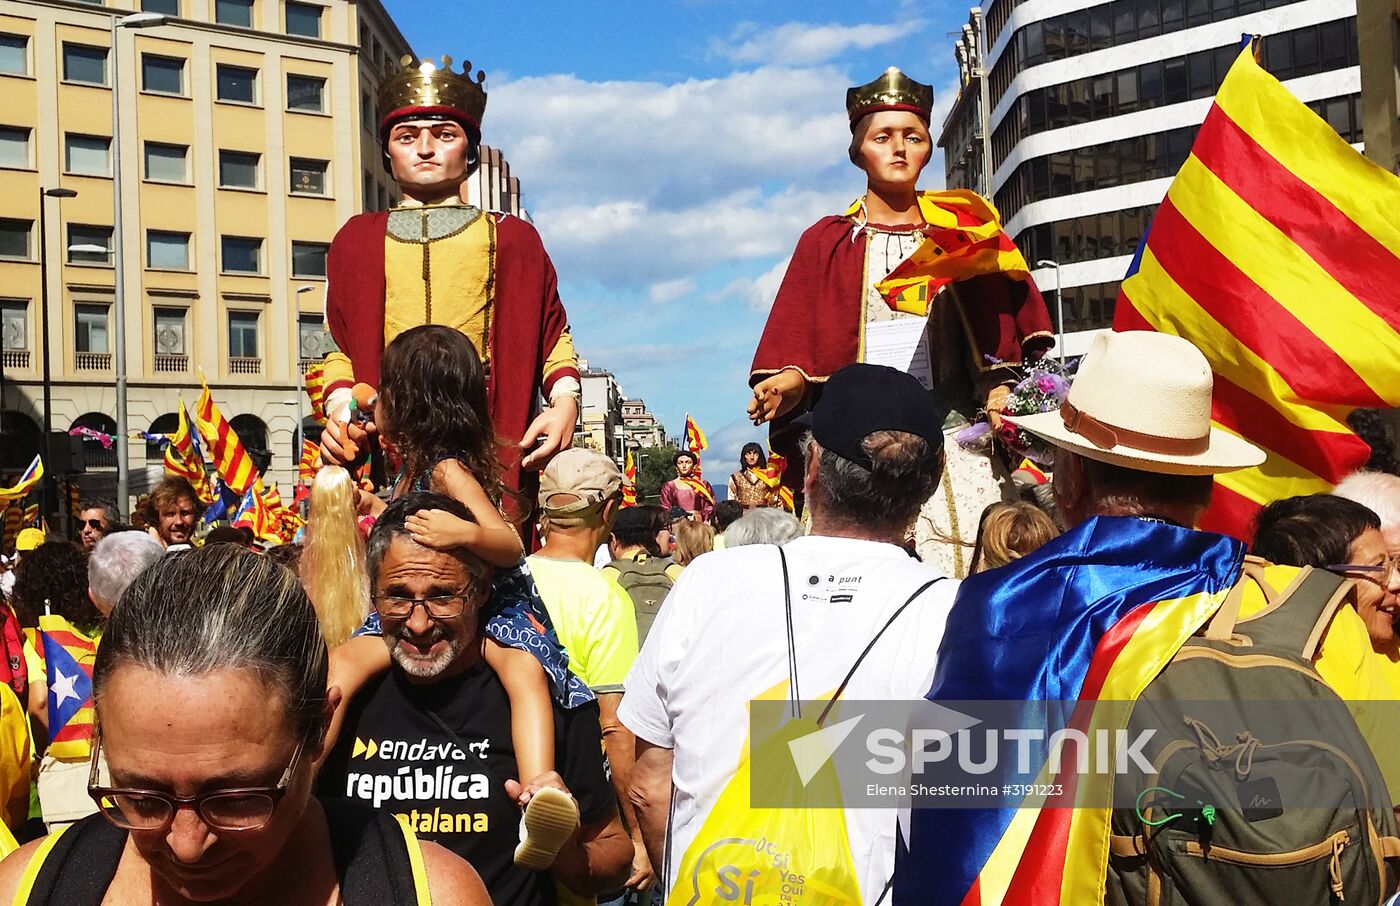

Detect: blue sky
382,0,971,469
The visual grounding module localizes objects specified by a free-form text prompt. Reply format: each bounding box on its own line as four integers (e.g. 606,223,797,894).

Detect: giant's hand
747,369,807,425
520,396,578,470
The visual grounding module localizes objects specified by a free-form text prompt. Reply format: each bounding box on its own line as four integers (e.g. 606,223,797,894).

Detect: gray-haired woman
0,544,488,906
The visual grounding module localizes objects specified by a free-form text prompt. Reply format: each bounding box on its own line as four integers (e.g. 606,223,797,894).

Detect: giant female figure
748,68,1054,577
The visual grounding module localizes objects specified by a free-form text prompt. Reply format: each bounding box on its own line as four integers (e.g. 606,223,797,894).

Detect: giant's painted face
852,110,932,190
384,118,473,200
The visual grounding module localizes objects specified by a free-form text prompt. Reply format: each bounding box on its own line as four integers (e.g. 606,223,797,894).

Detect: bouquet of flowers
955,356,1075,465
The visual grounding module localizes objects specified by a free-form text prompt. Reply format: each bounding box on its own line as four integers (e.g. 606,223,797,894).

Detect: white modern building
942,0,1361,355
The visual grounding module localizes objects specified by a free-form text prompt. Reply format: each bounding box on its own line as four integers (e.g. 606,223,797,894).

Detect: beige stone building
1358,0,1399,174
0,1,524,521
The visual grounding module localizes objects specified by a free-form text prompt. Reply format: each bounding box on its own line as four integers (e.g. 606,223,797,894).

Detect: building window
0,127,30,168
218,150,260,189
285,1,322,38
215,64,257,104
291,241,328,277
64,134,111,176
215,0,255,27
68,225,113,264
143,141,188,181
0,219,30,260
141,0,181,12
140,54,185,95
360,90,373,130
228,311,259,357
221,235,262,274
75,304,110,353
298,313,335,360
0,34,28,76
286,74,325,112
289,158,327,195
1,300,27,351
154,307,186,355
146,230,190,269
62,44,108,86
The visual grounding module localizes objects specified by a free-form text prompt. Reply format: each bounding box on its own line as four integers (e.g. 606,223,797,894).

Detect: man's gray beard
387,632,463,679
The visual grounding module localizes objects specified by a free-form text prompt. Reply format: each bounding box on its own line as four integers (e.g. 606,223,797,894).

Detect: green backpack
608,553,674,643
1107,558,1400,906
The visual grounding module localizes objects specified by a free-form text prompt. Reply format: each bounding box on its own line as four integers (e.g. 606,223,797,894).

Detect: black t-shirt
319,661,616,906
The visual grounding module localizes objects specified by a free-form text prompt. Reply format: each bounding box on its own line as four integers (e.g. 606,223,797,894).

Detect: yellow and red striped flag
0,456,43,503
232,485,282,544
622,450,637,507
304,362,328,424
298,438,322,485
761,450,795,512
38,613,96,760
1114,42,1400,541
683,415,708,454
164,402,215,504
195,381,256,495
22,504,38,530
2,505,22,550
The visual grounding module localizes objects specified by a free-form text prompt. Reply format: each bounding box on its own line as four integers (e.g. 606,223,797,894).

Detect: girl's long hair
378,325,501,501
299,466,371,646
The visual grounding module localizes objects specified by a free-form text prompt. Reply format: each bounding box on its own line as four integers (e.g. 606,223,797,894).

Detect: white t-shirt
619,535,958,904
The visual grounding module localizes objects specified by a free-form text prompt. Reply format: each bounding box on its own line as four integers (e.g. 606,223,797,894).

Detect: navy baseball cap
794,364,946,469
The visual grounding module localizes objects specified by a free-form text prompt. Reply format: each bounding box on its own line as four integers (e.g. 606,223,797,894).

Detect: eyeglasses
1327,554,1397,588
88,730,305,833
83,519,107,531
373,588,477,620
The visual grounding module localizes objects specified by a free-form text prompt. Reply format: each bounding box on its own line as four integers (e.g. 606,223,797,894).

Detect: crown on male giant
846,67,934,127
376,54,487,138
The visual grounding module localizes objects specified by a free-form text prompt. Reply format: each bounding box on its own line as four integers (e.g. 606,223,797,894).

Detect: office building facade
942,0,1362,354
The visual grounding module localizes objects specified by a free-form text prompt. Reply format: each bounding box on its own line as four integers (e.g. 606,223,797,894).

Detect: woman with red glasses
0,543,488,906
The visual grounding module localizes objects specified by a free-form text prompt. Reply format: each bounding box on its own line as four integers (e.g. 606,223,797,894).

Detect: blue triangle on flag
41,631,93,735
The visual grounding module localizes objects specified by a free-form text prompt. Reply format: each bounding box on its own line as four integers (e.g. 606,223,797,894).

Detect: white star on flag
50,669,80,708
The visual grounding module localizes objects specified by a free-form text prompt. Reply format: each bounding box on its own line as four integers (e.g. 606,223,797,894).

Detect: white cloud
712,20,926,66
648,278,696,305
714,255,793,312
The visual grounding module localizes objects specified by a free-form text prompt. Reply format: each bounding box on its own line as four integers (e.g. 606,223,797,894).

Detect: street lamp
110,11,170,517
293,285,317,457
37,186,78,530
1036,259,1063,362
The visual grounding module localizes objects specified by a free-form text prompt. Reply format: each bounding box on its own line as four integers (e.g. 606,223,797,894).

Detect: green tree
634,444,677,504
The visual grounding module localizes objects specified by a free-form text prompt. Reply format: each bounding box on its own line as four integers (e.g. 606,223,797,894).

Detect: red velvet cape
325,211,579,503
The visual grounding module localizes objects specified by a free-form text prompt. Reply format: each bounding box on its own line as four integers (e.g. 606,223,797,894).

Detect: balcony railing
299,357,325,374
153,353,188,373
83,446,117,469
74,351,112,371
1,350,29,370
229,356,262,375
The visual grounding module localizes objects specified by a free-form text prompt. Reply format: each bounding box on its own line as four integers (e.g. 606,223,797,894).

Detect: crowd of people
0,56,1394,906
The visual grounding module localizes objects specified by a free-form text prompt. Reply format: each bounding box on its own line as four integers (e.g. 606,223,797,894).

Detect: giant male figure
321,56,579,518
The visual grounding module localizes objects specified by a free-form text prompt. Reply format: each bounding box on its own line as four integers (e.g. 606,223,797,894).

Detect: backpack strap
322,797,431,906
20,814,126,906
1220,562,1353,660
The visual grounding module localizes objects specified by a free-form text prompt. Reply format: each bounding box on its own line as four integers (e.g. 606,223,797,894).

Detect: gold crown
376,55,487,135
845,67,934,126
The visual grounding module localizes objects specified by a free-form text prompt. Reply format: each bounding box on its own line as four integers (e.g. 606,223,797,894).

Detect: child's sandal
513,787,579,870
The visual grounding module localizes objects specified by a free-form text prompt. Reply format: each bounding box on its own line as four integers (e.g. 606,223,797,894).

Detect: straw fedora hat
1007,332,1265,476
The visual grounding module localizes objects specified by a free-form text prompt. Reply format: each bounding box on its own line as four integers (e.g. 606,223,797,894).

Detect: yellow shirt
0,681,28,846
525,555,639,694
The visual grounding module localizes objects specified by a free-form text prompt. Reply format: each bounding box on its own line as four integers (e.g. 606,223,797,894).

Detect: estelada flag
622,450,637,508
195,380,256,495
683,415,708,455
0,456,43,503
1114,41,1400,541
896,517,1244,905
39,613,97,761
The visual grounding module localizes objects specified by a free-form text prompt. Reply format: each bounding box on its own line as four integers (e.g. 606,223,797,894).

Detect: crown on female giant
845,67,934,127
376,55,487,135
